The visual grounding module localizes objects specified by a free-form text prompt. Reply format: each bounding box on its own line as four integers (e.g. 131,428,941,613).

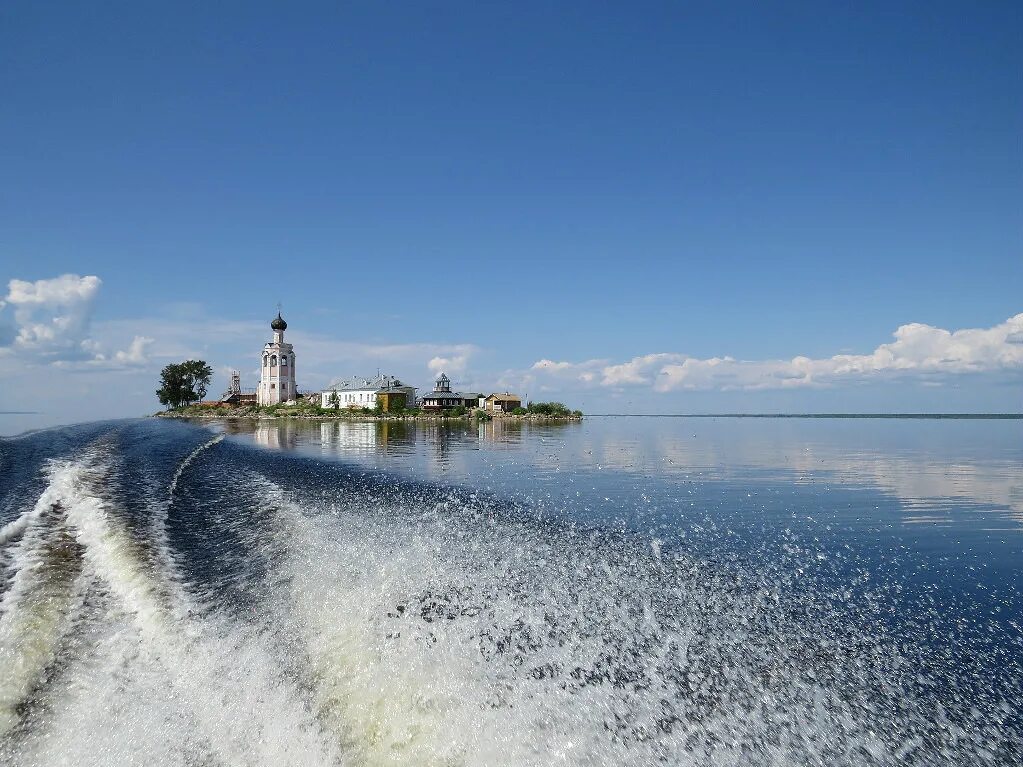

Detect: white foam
0,449,341,766
232,477,1017,767
0,458,96,737
49,461,341,766
168,433,224,501
3,440,1016,765
0,514,31,548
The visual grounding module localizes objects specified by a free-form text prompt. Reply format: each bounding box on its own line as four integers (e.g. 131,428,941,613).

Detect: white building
257,312,297,405
320,374,416,410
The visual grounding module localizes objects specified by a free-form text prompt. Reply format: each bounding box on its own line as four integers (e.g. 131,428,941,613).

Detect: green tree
182,360,213,403
328,389,340,410
156,364,188,409
527,401,571,416
156,360,213,409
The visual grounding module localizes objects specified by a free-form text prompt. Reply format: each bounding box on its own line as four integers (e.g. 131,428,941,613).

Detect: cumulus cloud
528,313,1023,393
0,274,152,368
602,353,685,386
428,350,473,377
112,336,155,365
531,358,607,381
1,274,101,359
532,359,582,373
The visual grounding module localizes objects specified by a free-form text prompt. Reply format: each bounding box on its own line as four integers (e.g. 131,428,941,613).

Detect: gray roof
421,391,475,400
325,374,413,393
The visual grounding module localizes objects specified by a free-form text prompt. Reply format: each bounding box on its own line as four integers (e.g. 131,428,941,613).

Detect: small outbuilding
483,393,522,413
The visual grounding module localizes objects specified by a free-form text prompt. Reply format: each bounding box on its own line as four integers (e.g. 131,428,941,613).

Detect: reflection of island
319,420,416,455
250,421,298,449
418,423,472,469
213,417,1019,529
213,418,302,450
581,427,1023,526
477,418,524,446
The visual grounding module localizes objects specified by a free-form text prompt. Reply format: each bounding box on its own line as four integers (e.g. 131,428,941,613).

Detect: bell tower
257,310,297,405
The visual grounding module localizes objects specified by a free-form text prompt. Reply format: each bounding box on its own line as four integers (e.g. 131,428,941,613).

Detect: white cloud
113,336,155,365
1,274,101,360
601,353,685,386
531,358,608,381
427,348,475,378
528,313,1023,393
0,275,157,370
532,359,579,373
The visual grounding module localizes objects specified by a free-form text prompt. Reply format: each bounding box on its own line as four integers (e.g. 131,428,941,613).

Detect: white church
257,311,298,405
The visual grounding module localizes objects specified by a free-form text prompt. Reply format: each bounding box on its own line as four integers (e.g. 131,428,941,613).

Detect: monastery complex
222,312,523,414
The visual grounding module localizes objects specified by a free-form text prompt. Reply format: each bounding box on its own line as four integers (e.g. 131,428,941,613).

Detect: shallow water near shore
0,416,1020,765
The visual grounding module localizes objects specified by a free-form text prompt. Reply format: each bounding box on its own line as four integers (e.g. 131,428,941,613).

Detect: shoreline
154,410,583,423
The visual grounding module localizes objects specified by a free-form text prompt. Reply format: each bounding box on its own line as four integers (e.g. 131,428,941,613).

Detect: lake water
0,416,1020,765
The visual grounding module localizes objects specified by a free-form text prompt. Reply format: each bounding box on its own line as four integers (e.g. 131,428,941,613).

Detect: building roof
486,393,522,402
270,312,287,331
421,391,474,400
324,374,412,393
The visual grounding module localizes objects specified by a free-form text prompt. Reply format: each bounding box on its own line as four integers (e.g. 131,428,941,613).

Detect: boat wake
0,420,1019,766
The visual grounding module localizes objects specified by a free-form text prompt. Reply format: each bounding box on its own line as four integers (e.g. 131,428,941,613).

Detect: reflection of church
258,312,297,405
251,420,298,450
319,421,415,455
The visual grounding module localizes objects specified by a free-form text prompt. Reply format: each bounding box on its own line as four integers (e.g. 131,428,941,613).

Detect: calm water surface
227,415,1023,585
0,416,1020,765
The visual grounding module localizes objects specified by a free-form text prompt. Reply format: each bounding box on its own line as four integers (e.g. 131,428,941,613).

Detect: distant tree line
157,360,213,409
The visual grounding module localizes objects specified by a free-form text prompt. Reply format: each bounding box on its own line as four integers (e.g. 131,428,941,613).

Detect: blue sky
1,1,1020,429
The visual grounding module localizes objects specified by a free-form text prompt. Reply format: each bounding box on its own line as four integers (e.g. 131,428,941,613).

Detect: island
153,313,582,423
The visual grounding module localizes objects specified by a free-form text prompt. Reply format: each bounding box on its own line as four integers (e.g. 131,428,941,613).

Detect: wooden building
483,393,522,412
419,373,477,411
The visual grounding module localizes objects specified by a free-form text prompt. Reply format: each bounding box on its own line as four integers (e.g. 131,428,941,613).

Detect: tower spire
260,303,296,406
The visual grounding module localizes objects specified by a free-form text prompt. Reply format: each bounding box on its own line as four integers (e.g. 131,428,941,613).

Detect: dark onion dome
270,312,287,331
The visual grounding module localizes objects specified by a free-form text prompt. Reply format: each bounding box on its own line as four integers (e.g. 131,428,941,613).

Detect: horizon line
583,413,1023,419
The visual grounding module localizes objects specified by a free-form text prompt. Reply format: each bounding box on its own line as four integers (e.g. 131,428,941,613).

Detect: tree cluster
525,401,573,416
157,360,214,409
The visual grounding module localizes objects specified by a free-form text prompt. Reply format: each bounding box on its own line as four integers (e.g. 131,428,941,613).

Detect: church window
271,355,278,366
281,355,288,366
263,354,268,367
